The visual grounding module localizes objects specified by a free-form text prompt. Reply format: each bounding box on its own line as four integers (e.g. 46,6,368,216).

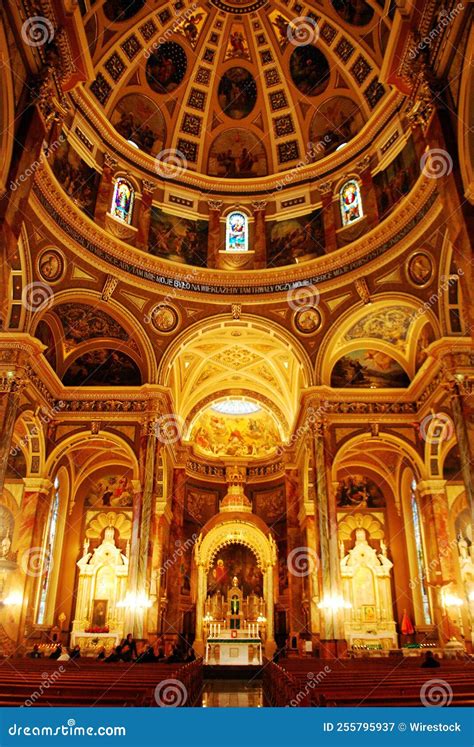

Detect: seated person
28,644,42,659
69,644,81,660
421,650,440,668
104,645,123,663
96,647,106,660
166,645,183,663
49,644,62,659
138,645,157,663
120,633,137,662
57,646,70,661
184,647,196,662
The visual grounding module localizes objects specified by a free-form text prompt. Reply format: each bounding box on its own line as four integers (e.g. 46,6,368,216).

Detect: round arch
331,432,427,483
196,516,277,572
44,431,140,483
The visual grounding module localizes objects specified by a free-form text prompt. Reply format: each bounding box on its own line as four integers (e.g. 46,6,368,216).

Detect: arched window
340,179,363,226
410,479,432,625
111,177,134,224
36,476,60,624
226,211,248,252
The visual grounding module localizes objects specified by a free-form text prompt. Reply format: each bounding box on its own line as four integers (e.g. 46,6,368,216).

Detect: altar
205,628,263,666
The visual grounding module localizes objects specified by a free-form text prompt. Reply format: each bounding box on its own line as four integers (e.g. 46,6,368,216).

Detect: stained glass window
226,211,248,252
340,179,363,226
212,399,261,415
411,478,432,625
36,476,60,624
111,177,134,224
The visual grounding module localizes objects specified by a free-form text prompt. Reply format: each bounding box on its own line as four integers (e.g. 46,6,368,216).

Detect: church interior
0,0,473,709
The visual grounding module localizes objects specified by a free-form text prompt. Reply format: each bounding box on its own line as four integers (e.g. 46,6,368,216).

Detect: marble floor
201,680,264,707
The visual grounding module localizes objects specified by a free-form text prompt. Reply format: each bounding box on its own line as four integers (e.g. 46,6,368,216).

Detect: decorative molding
101,275,119,301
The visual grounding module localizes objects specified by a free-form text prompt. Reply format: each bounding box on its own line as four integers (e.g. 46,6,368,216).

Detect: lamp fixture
116,591,152,609
317,594,352,611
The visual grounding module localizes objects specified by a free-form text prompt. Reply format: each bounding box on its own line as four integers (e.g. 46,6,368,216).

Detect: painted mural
218,67,257,119
111,94,165,155
35,320,57,368
175,10,207,48
62,350,142,386
254,487,285,524
189,405,280,457
148,207,208,266
6,450,27,480
145,43,187,94
51,139,99,218
344,307,414,348
331,349,410,388
84,474,133,508
207,544,263,596
374,139,418,218
225,24,251,61
185,487,219,524
55,304,129,348
331,0,374,26
208,129,267,178
266,210,325,266
309,96,365,160
336,475,385,508
415,322,436,370
289,46,330,96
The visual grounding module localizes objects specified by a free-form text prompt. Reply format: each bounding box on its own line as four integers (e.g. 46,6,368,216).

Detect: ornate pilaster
442,370,474,527
136,180,156,251
94,153,118,227
356,156,378,228
317,181,336,254
251,200,267,269
206,200,223,268
193,560,207,657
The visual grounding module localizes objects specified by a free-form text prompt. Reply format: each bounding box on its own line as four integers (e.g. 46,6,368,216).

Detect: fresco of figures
331,349,410,388
175,10,207,48
331,0,374,26
55,304,129,347
218,67,257,119
415,323,436,370
145,43,187,94
309,96,366,160
62,350,142,386
289,46,330,96
111,94,165,155
207,544,263,597
336,475,385,508
208,129,267,178
225,24,251,60
84,474,133,508
148,207,208,266
185,487,219,524
51,139,99,218
266,210,325,266
102,0,145,22
190,405,280,458
344,306,414,348
374,139,418,218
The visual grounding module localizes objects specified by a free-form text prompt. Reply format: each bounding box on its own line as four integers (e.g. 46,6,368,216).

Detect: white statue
1,533,11,558
458,536,469,560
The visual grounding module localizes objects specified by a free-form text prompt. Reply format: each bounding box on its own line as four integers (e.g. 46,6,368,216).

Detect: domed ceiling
84,0,391,178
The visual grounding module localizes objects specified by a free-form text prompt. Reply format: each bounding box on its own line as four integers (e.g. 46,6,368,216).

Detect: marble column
318,181,336,254
163,468,186,636
94,153,118,227
445,375,474,529
206,200,223,268
265,564,276,658
194,562,207,657
285,469,305,635
252,201,267,268
136,180,156,251
357,156,378,228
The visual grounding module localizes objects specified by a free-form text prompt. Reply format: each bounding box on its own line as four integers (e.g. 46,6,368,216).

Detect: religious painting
51,139,99,218
175,10,208,48
254,487,285,524
362,605,377,622
266,209,325,267
185,487,219,524
35,320,57,368
344,307,413,348
218,67,257,119
373,139,418,218
103,0,144,22
0,506,14,559
91,599,108,628
149,304,179,333
269,10,293,49
289,46,330,96
189,403,280,458
62,350,142,386
54,304,129,348
207,544,263,597
294,307,322,335
340,179,363,226
38,249,65,283
415,322,435,370
309,97,365,161
331,0,374,26
111,178,134,224
331,349,410,388
148,207,208,266
111,94,165,155
407,252,433,286
145,43,187,94
5,450,27,480
84,474,133,509
226,211,248,251
225,24,251,61
208,130,267,178
336,475,385,508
